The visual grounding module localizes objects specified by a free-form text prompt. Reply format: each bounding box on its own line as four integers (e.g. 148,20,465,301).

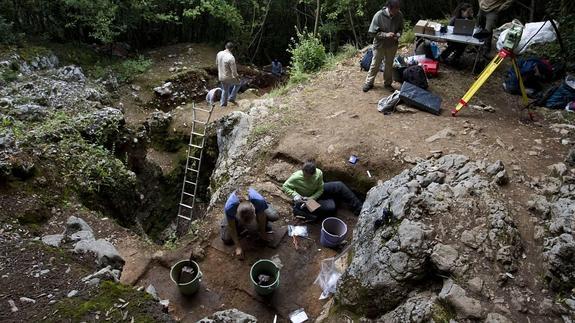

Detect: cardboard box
424,22,441,35
414,20,428,34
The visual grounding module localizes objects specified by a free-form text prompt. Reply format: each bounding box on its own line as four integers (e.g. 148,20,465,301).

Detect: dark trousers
440,42,467,62
294,181,363,218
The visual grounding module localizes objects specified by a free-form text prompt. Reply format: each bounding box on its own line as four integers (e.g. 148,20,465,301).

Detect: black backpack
403,65,428,89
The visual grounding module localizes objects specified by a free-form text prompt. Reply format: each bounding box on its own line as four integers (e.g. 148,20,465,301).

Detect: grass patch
431,301,456,323
54,281,156,322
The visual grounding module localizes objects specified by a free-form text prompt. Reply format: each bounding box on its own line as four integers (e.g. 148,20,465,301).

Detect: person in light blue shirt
220,188,279,258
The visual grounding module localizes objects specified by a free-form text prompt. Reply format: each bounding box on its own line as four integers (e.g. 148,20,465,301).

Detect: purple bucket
320,217,347,248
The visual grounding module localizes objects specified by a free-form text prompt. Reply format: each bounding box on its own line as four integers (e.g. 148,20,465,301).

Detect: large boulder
335,155,522,318
209,99,275,204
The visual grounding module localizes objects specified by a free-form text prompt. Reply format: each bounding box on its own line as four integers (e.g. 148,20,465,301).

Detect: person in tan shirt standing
216,42,241,107
363,0,403,93
477,0,514,52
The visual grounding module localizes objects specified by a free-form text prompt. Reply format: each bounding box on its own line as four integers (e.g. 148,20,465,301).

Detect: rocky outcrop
336,155,522,318
197,308,257,323
209,99,276,205
527,161,575,293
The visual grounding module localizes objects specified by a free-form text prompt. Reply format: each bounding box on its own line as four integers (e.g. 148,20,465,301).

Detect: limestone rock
467,277,484,294
41,234,64,247
377,292,438,323
486,160,504,176
431,244,459,273
548,163,567,178
438,279,483,319
197,308,257,323
57,66,85,82
65,216,93,236
74,239,125,270
69,230,95,242
566,147,575,167
527,194,550,218
154,82,173,97
145,111,172,134
544,233,575,292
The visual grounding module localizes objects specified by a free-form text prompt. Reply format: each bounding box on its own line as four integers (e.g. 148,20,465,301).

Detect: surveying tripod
452,24,529,117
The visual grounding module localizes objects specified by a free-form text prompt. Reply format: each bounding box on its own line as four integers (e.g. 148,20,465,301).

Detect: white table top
415,26,484,46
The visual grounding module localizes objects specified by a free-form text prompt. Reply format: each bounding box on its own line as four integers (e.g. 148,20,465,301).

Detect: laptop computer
453,19,475,36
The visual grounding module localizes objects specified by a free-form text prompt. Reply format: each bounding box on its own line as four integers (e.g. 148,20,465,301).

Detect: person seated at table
220,187,279,258
439,3,474,67
282,159,363,220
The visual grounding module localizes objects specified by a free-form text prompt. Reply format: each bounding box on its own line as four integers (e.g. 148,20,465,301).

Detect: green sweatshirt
282,169,324,200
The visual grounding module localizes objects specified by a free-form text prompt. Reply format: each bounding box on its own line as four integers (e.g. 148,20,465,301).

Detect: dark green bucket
250,259,280,296
170,260,202,296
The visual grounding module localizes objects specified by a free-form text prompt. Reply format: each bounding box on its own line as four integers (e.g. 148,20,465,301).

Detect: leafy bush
288,30,327,73
399,21,415,47
0,16,22,44
116,55,153,82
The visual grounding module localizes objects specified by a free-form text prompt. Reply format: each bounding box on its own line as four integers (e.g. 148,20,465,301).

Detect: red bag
420,59,439,77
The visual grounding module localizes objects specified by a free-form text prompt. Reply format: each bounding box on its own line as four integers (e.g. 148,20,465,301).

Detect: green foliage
0,16,22,44
62,0,124,43
54,281,156,322
116,55,153,82
539,2,575,63
288,30,327,73
1,69,18,83
399,21,415,47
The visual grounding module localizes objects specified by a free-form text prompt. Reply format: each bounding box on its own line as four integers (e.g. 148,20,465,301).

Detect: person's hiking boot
229,99,237,105
384,84,394,91
362,83,374,92
265,223,274,233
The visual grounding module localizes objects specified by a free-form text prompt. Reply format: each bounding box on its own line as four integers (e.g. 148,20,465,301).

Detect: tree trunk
313,0,320,37
348,7,359,47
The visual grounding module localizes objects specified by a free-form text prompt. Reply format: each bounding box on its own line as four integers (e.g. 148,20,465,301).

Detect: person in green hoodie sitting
282,159,363,220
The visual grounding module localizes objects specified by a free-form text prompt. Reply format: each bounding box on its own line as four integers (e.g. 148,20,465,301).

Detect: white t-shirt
216,49,239,83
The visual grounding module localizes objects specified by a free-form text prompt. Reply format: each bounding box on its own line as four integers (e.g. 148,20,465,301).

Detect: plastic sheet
496,20,558,54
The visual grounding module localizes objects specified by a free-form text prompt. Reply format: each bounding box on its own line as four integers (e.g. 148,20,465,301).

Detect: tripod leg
452,52,505,116
512,58,529,106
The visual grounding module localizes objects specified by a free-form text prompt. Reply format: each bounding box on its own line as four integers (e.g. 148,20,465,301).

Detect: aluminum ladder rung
193,120,207,125
186,168,199,173
189,156,201,161
182,192,194,197
191,131,205,137
179,203,193,209
177,214,192,220
184,180,197,186
189,144,203,149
